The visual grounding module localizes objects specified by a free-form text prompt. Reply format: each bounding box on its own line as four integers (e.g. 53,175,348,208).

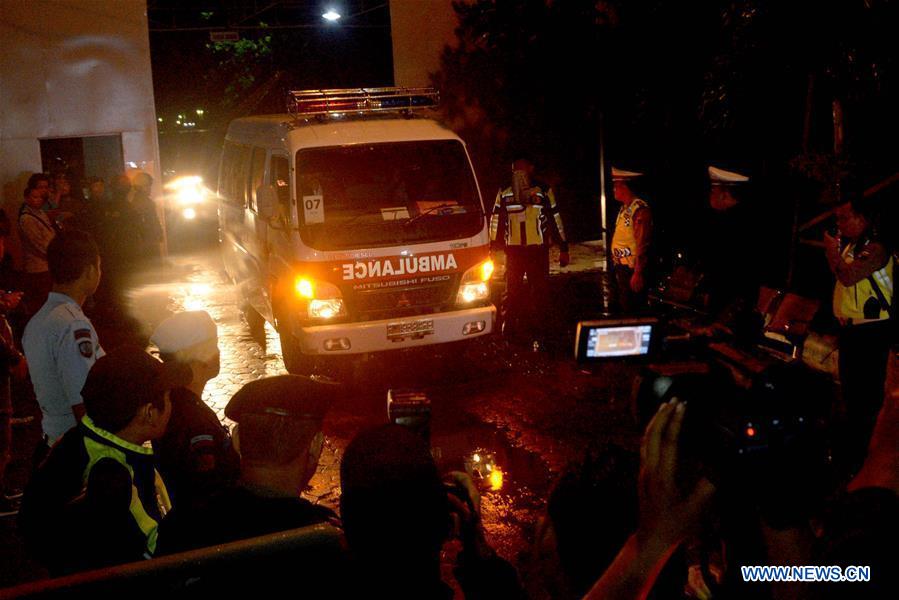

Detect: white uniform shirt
23,292,105,442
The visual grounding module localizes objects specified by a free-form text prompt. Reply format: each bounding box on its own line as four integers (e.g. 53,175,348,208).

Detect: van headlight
455,259,493,306
166,175,205,206
294,276,347,319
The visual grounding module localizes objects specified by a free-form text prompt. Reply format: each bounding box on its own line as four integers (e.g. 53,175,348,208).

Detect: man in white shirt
23,230,104,454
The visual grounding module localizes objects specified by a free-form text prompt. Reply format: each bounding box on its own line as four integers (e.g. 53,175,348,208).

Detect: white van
218,88,495,374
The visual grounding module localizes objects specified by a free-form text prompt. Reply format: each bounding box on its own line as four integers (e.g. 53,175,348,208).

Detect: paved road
1,244,642,594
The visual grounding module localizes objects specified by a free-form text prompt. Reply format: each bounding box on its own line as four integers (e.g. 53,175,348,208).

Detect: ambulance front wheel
279,330,314,375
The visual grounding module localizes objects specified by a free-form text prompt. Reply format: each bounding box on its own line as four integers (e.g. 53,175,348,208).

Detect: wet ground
1,240,644,594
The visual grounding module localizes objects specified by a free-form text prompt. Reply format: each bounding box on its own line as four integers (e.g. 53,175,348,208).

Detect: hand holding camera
446,470,498,561
446,471,480,532
637,400,714,551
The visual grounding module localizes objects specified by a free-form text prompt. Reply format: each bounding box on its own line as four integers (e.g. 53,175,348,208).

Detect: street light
322,9,341,22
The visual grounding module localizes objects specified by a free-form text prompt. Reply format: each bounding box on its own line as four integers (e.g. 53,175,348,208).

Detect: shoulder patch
78,340,94,358
74,328,92,341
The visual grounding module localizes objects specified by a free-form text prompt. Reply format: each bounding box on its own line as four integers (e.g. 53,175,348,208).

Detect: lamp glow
480,259,495,282
295,277,314,299
322,9,341,21
489,468,504,491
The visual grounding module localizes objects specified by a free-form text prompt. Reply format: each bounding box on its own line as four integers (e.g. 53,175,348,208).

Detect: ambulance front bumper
296,305,495,355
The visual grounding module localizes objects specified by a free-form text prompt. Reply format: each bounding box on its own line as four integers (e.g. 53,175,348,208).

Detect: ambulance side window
220,142,240,205
271,155,290,210
218,143,232,195
223,144,250,208
248,146,267,213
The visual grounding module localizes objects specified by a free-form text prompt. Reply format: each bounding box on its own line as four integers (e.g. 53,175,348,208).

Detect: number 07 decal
302,194,324,224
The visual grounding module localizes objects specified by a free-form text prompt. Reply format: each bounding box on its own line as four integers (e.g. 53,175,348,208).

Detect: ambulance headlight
455,259,493,305
309,298,345,319
457,282,489,304
294,276,346,319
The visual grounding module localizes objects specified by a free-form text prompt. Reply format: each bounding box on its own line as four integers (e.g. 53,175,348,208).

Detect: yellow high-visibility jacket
489,183,568,251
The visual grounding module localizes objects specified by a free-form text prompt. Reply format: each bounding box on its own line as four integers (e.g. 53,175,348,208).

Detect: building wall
0,0,162,225
389,0,458,88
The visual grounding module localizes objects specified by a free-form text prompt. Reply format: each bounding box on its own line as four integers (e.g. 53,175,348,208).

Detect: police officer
150,311,239,509
490,155,569,337
22,230,103,458
157,375,340,555
610,168,652,313
699,166,762,339
19,346,189,574
824,187,894,473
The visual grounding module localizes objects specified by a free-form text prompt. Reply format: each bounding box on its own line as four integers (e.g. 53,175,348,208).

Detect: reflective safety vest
490,184,568,250
81,416,171,556
611,198,650,268
833,245,894,323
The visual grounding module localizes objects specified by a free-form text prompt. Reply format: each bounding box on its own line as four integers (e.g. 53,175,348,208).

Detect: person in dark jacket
128,171,163,266
340,424,526,599
150,310,239,509
0,212,27,516
156,374,341,555
18,346,189,575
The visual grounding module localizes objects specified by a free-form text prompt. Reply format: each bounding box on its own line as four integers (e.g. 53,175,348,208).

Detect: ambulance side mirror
255,185,276,220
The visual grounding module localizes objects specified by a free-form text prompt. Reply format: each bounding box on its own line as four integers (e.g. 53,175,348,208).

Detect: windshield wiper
402,203,482,228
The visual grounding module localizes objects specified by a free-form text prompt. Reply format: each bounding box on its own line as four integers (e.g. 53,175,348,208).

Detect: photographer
621,363,836,600
339,424,525,599
533,443,639,599
583,399,715,600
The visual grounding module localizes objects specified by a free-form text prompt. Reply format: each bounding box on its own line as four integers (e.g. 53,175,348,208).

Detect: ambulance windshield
296,140,483,250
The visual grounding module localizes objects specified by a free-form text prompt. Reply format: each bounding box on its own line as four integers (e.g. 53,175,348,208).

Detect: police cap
709,166,749,185
225,375,340,422
151,311,217,356
82,345,192,432
612,167,644,181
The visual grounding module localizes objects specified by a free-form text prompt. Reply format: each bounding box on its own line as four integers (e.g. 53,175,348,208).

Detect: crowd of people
11,171,163,320
486,158,896,599
0,163,894,599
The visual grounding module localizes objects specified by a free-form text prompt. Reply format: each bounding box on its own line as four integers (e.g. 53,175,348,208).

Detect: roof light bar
287,87,439,117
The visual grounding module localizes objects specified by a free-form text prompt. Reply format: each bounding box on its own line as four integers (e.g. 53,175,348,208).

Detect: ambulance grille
349,278,457,321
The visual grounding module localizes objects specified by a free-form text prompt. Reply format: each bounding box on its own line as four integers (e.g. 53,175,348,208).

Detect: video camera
638,362,832,526
574,314,833,525
387,389,431,442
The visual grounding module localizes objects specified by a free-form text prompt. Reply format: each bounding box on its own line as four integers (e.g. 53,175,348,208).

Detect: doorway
39,134,124,192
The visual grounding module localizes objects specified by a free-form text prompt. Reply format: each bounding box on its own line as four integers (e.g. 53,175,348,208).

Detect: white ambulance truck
218,88,495,374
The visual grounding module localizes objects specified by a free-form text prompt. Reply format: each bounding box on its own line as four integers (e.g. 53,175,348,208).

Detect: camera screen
575,318,657,361
585,325,652,357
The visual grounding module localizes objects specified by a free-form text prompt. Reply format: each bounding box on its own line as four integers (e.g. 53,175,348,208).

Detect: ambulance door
243,146,270,319
219,141,251,285
261,152,294,325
